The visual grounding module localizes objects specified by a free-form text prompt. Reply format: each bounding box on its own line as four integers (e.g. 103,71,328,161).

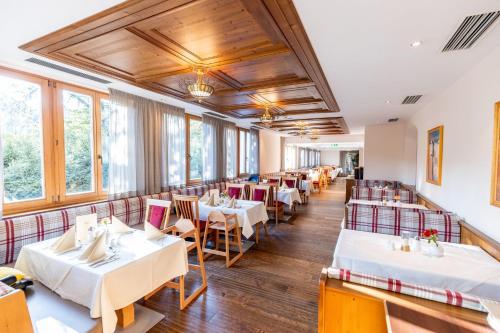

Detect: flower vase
424,244,444,257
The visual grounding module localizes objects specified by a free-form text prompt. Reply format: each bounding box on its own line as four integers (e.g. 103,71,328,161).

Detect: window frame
237,127,250,176
185,113,203,185
1,67,108,215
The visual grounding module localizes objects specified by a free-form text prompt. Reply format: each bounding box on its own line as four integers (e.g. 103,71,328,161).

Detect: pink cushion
228,187,241,199
285,179,295,188
149,205,166,229
268,179,279,183
253,189,266,202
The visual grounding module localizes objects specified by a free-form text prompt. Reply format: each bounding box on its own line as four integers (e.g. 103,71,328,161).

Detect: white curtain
202,115,220,183
224,126,237,178
108,89,185,198
249,128,259,174
164,109,186,187
0,124,3,220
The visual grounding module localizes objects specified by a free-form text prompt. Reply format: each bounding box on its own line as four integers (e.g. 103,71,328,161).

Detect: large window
225,127,237,178
187,115,203,183
0,68,108,215
238,128,250,175
285,145,296,170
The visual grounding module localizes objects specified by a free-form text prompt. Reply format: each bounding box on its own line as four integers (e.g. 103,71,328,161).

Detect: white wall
364,122,417,185
259,130,282,174
320,150,340,165
410,45,500,242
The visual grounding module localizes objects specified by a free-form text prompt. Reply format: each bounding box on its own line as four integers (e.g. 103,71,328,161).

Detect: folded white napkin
200,192,209,203
109,216,133,234
209,189,220,204
227,197,236,208
79,231,106,263
75,214,97,244
51,226,77,253
206,193,216,207
145,221,165,240
481,299,500,332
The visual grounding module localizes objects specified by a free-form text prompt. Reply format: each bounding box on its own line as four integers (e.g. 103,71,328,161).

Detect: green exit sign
331,144,339,148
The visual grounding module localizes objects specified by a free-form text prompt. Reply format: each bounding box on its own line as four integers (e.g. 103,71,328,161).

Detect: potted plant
422,229,444,257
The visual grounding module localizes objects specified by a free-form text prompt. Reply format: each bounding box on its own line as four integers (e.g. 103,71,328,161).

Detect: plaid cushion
346,203,460,243
351,187,417,204
327,268,487,312
354,180,401,189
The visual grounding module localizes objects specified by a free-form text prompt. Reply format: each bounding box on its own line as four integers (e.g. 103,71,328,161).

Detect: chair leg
225,228,231,268
263,222,268,235
180,230,207,310
255,223,259,244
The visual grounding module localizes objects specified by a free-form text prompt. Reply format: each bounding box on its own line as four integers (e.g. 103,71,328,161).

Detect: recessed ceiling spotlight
385,100,391,104
410,41,422,48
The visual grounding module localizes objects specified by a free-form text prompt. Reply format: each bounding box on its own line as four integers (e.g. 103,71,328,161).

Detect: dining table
15,230,188,333
198,199,269,239
276,187,302,206
300,179,313,196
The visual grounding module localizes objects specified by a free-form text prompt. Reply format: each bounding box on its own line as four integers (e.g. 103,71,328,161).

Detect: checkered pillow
351,187,417,204
346,204,460,243
327,267,488,312
354,180,401,189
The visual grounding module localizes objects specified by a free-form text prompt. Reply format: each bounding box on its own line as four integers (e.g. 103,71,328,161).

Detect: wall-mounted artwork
491,102,500,207
426,125,443,185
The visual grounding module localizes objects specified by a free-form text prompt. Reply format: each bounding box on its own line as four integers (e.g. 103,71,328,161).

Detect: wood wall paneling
20,0,347,135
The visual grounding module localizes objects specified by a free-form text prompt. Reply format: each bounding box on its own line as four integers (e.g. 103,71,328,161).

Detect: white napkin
200,192,209,203
281,182,289,190
481,299,500,332
51,226,76,253
209,189,220,204
206,193,216,207
75,214,97,243
109,216,133,234
227,197,236,208
145,221,165,240
79,231,106,263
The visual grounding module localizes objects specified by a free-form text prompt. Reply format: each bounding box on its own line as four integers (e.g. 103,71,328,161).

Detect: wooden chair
0,283,34,333
225,182,246,199
144,198,171,229
296,174,308,204
172,194,203,232
249,184,270,243
261,182,285,226
282,177,298,189
202,211,243,268
144,216,208,310
266,176,281,186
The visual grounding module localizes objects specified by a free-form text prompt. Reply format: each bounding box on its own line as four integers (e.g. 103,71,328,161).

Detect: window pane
245,132,250,173
100,99,111,190
189,118,203,180
63,90,94,194
0,75,44,202
239,131,246,174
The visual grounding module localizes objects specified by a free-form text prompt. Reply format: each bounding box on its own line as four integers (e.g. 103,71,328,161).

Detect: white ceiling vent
443,11,500,52
25,57,112,84
204,112,228,119
402,95,422,105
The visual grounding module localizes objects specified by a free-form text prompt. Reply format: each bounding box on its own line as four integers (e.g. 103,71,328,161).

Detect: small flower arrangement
220,191,229,200
100,217,111,226
422,229,439,247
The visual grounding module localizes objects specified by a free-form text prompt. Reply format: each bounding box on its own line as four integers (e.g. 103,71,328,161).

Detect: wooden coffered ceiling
20,0,347,133
253,117,348,136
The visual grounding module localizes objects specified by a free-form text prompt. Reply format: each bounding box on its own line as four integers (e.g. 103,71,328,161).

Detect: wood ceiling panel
253,117,349,136
21,0,345,133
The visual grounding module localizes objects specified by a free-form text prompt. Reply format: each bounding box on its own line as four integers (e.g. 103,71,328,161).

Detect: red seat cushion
253,189,266,202
268,179,279,184
149,205,167,229
228,187,241,199
284,179,295,188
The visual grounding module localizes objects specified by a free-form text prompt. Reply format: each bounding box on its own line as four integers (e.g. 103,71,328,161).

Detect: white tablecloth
300,180,312,196
276,188,302,206
15,231,188,333
199,200,268,239
349,199,428,210
332,229,500,301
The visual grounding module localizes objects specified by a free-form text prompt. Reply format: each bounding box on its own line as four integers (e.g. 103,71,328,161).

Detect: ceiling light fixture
186,68,214,102
310,129,319,141
410,40,422,48
260,105,274,124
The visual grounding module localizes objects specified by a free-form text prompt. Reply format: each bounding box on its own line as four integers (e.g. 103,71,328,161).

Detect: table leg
116,304,134,328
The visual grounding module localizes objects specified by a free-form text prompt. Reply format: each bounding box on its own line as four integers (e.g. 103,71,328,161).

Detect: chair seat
208,221,238,231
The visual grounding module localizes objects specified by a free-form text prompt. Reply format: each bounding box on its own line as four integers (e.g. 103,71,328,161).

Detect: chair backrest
250,185,270,204
267,176,281,186
282,177,298,189
145,199,172,230
226,182,246,199
172,194,200,225
261,182,279,208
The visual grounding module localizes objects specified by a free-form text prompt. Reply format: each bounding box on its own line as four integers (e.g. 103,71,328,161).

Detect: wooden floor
145,181,345,333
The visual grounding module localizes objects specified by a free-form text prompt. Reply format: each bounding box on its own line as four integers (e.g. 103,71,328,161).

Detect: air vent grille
204,111,228,119
388,118,399,123
25,58,112,84
443,11,500,51
402,95,422,105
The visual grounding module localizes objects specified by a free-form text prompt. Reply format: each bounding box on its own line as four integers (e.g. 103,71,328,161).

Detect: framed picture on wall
426,125,444,185
491,102,500,207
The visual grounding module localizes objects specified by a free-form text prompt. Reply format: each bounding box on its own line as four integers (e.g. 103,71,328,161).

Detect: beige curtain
108,89,184,198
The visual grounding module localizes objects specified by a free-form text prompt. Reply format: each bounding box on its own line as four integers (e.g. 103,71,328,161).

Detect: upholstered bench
354,179,401,189
0,180,239,265
345,202,461,243
351,186,418,204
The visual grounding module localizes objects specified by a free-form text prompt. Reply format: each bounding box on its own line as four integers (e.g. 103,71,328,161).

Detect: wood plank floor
145,181,345,333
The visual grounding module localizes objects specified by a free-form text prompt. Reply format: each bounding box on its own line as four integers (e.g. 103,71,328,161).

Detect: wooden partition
0,289,34,333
